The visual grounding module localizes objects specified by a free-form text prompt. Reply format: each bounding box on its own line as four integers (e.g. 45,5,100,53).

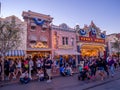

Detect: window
66,37,68,45
30,40,36,44
62,37,65,45
42,28,46,32
31,26,36,31
71,38,74,46
62,37,68,45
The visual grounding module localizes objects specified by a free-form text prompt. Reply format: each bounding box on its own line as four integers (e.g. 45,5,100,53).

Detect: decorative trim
91,27,96,35
79,29,86,35
33,18,45,26
100,33,106,39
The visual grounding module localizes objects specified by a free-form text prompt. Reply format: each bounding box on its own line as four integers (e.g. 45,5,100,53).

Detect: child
65,65,73,76
60,65,66,76
37,69,44,81
20,70,30,84
78,64,83,80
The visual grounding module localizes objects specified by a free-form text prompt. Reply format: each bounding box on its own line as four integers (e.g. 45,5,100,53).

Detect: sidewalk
0,72,59,87
0,68,120,89
0,68,79,87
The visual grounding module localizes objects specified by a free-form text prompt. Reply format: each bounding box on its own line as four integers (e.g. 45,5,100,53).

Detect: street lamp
116,34,120,61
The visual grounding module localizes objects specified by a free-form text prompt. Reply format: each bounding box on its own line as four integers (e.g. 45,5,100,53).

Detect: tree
112,35,120,60
0,16,23,81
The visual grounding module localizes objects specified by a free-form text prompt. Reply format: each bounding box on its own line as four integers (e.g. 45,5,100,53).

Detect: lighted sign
79,36,105,43
30,42,48,48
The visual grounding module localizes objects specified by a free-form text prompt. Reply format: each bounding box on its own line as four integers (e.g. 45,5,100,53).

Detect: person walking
108,56,115,77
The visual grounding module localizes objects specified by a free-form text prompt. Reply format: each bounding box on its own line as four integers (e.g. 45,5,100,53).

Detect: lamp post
116,33,120,61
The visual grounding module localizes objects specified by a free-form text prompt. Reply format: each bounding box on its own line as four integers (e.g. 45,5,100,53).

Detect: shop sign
30,42,48,48
79,36,105,43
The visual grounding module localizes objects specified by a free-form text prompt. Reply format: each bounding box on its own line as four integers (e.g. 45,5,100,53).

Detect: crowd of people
78,56,119,81
0,55,120,84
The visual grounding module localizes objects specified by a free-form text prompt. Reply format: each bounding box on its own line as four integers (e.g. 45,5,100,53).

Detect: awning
29,35,37,41
55,50,80,55
40,36,47,42
31,23,36,26
2,50,25,57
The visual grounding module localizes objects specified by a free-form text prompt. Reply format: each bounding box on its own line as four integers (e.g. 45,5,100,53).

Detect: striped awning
3,50,25,56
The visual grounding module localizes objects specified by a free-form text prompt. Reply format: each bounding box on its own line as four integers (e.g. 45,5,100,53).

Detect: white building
106,33,120,55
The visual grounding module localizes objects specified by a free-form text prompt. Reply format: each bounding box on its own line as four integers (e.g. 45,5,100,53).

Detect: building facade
75,21,106,58
106,33,120,56
22,10,53,58
51,23,79,64
22,11,108,60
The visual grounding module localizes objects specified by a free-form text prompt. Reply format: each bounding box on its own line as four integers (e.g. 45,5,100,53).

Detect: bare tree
0,16,23,81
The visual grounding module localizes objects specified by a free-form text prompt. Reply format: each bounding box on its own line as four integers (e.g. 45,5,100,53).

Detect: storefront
26,48,51,58
22,11,53,58
51,23,80,65
76,21,106,58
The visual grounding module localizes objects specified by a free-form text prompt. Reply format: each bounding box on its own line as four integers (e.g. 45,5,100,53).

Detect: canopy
55,50,80,55
0,50,25,57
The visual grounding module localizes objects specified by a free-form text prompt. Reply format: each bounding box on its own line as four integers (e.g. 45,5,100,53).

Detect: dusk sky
0,0,120,35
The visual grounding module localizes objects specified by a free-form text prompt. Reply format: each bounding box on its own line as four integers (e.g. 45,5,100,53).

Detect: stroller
78,66,90,81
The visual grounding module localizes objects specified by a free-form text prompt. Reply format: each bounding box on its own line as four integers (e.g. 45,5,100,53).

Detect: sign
79,36,105,44
30,42,48,48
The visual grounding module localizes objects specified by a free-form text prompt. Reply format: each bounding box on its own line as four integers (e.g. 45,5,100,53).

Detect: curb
82,73,120,90
0,72,79,87
1,70,120,89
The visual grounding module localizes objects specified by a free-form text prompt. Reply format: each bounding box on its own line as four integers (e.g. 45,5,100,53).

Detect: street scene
0,0,120,90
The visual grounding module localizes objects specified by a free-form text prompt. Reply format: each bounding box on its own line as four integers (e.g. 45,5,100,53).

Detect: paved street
1,69,120,90
86,78,120,90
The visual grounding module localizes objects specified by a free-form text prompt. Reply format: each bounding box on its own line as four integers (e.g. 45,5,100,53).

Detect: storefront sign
30,42,48,48
79,36,105,43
